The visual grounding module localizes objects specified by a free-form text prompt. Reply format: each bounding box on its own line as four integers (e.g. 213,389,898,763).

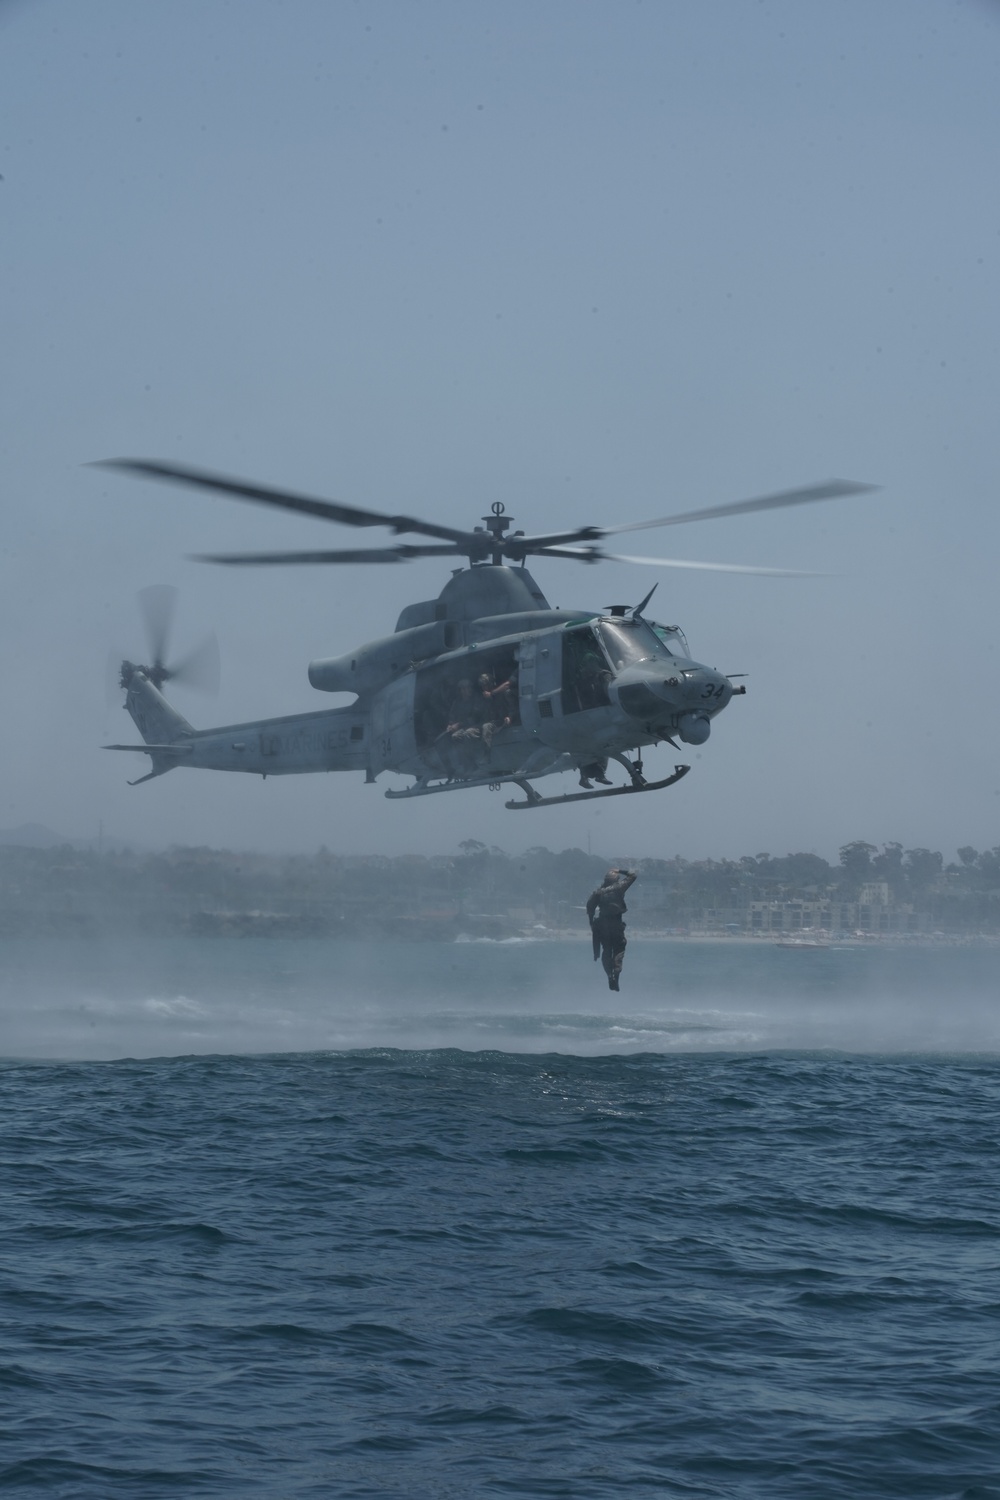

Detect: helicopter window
561,626,612,714
596,619,668,670
650,622,690,659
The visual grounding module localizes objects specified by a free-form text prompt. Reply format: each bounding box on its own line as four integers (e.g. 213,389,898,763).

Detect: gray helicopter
102,461,872,809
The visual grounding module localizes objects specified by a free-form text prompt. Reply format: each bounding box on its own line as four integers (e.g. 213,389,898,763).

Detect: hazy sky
2,0,998,860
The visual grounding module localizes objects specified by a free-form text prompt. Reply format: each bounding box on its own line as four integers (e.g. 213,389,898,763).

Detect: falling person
586,866,638,991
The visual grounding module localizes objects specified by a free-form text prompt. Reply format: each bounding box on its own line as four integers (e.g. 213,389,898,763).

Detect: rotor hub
479,502,513,563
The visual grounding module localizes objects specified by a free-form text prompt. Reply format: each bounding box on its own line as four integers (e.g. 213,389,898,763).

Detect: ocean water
2,938,999,1497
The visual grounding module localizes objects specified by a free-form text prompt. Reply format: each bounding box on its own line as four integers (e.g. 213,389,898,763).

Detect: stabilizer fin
103,743,193,754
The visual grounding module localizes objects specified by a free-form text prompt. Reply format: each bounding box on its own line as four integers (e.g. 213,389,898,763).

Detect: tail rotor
122,585,220,694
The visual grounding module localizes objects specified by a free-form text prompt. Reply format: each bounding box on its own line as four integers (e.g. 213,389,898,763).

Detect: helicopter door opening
414,645,521,776
561,626,612,714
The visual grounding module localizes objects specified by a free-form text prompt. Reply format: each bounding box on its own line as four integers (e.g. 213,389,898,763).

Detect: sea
2,935,999,1498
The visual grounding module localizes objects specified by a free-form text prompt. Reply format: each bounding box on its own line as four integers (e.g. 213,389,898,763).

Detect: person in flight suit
586,867,638,991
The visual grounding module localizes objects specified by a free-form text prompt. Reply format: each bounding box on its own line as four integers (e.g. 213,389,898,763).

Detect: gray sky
2,0,998,860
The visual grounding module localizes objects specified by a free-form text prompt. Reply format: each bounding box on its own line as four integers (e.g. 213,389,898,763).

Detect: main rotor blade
604,551,827,576
137,584,177,668
190,544,462,566
515,479,875,552
95,458,471,545
540,545,824,576
606,479,876,535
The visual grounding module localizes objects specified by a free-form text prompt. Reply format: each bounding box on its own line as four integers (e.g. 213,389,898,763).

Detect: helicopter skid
383,762,690,806
505,764,690,810
384,771,518,801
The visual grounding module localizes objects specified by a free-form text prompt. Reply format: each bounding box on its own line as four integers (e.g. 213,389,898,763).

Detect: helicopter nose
676,666,732,709
615,662,733,736
673,667,730,743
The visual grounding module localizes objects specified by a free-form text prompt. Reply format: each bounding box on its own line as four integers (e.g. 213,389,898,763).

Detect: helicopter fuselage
111,565,737,799
100,457,871,806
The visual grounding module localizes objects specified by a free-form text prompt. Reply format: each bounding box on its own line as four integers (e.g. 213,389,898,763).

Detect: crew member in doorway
586,867,638,991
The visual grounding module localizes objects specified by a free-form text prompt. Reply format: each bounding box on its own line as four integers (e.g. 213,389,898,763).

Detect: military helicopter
101,460,872,809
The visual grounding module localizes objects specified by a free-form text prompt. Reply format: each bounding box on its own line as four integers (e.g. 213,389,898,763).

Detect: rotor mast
480,502,515,566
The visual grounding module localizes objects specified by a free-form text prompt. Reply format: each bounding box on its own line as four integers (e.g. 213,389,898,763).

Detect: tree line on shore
2,836,999,933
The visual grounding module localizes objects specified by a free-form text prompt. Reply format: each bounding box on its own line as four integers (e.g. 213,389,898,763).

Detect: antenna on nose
632,584,658,618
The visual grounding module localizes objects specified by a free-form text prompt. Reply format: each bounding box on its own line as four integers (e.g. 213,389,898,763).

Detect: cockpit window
596,619,669,670
650,622,691,659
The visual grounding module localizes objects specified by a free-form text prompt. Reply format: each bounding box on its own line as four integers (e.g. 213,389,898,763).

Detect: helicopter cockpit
594,617,673,670
649,622,691,658
559,616,693,718
561,626,612,714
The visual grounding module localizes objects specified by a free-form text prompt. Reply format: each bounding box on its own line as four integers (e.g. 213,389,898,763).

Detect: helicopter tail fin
120,663,194,743
105,664,196,783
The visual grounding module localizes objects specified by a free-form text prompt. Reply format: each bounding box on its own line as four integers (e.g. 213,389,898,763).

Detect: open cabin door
517,631,564,731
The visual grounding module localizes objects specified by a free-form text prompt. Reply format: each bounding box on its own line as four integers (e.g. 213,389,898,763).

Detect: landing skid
505,764,690,810
384,771,513,801
384,762,690,807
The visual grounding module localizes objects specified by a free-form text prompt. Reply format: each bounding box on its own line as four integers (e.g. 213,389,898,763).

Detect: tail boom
108,669,369,781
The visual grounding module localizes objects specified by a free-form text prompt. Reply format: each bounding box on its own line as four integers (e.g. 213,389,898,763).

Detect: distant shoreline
528,929,1000,949
2,926,998,950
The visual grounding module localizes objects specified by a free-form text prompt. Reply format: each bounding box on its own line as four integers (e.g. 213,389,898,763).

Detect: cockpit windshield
650,622,691,659
596,618,671,670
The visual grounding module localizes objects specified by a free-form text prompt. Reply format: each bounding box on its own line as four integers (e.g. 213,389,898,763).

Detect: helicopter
100,460,873,810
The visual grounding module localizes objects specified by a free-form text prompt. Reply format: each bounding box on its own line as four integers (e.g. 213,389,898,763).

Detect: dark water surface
2,940,999,1497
